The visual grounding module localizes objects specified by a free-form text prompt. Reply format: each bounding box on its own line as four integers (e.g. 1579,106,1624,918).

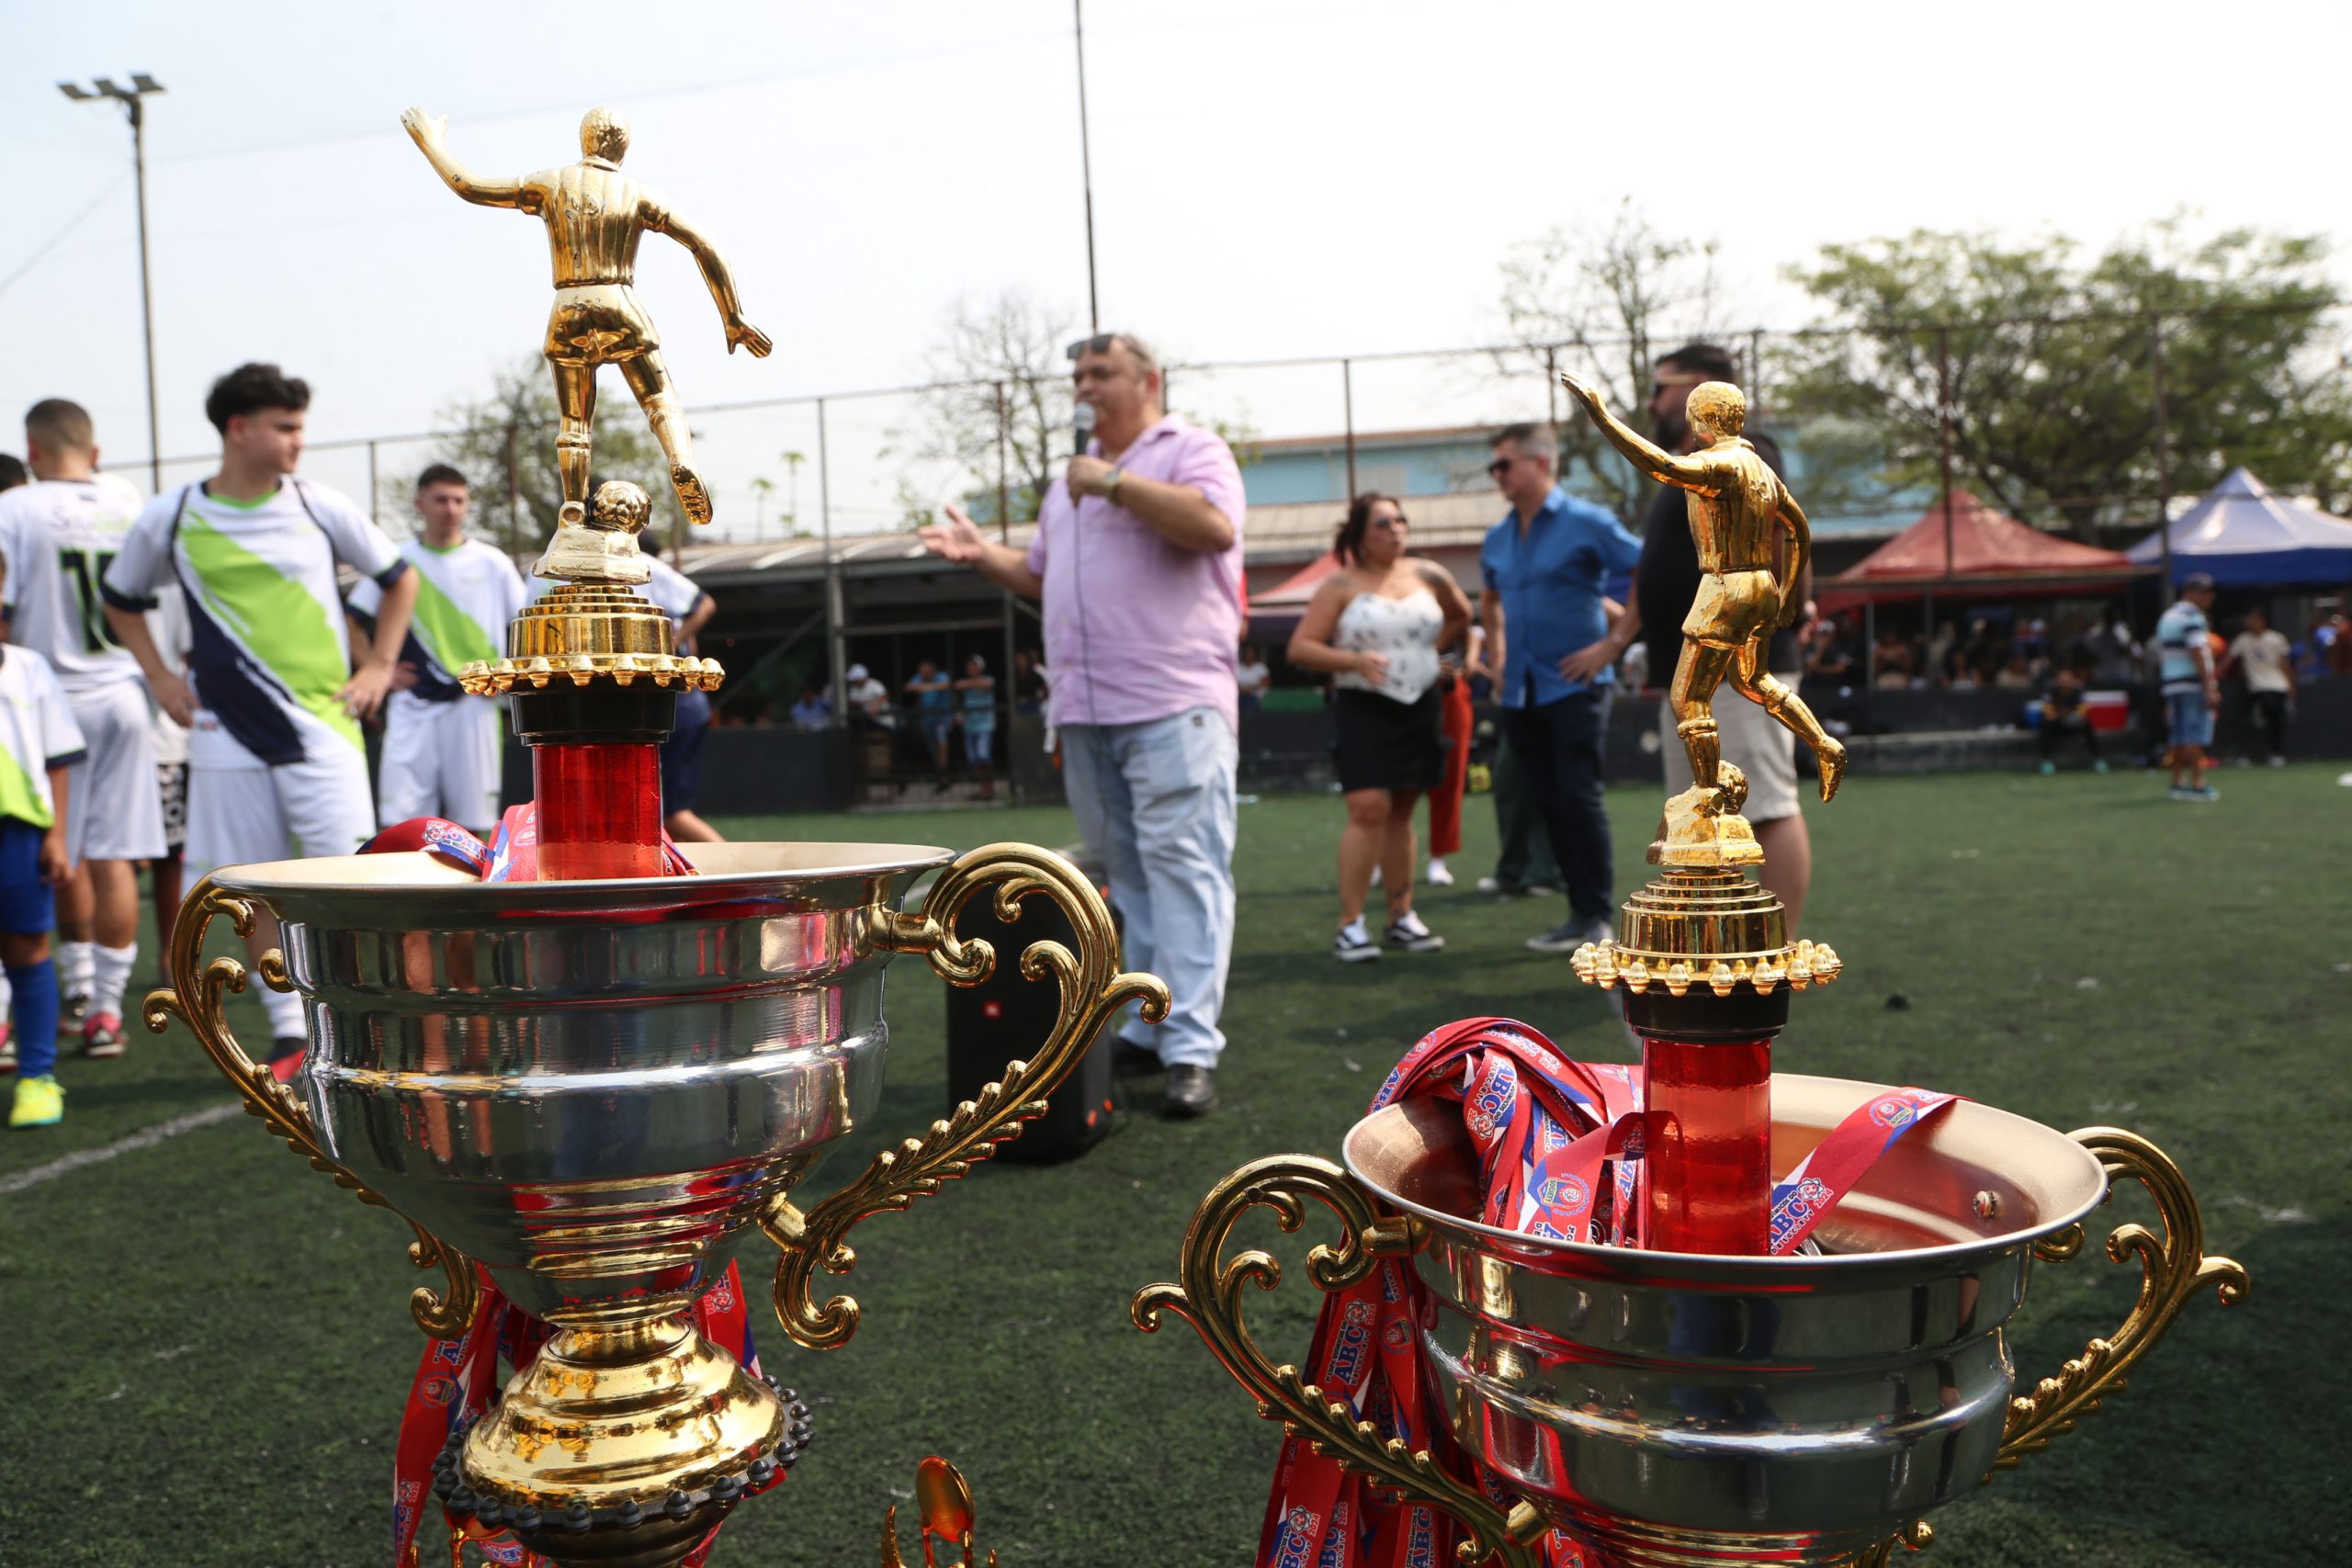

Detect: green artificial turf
0,769,2341,1565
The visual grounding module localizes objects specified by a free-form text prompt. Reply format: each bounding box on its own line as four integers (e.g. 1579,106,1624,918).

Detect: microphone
1073,400,1097,458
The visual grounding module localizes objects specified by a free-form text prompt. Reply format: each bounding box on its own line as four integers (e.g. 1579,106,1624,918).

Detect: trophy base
1574,866,1841,1000
451,1312,808,1568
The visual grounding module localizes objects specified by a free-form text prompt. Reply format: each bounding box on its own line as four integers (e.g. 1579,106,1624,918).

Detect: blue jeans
1060,707,1238,1069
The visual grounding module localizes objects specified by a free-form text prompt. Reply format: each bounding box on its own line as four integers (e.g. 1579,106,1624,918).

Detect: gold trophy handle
764,843,1168,1352
1132,1156,1547,1568
1988,1125,2249,1474
142,877,480,1339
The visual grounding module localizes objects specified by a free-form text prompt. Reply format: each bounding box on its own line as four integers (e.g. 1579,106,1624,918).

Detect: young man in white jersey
0,400,169,1058
102,363,418,1068
347,465,526,836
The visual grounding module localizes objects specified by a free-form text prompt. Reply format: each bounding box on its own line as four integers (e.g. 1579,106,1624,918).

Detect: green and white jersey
349,536,527,701
0,646,89,830
0,474,149,695
103,479,407,766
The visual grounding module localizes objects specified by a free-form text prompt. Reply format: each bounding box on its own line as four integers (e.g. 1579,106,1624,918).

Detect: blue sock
7,959,58,1078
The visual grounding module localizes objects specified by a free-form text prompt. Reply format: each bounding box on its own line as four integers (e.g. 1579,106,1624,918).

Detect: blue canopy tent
2128,468,2352,586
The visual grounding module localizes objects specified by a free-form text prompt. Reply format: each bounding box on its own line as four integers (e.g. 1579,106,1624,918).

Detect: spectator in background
916,331,1244,1119
2156,572,2222,802
1569,343,1820,931
1480,421,1642,954
1994,649,2036,690
1012,649,1049,715
2036,665,2106,774
2222,606,2294,766
1875,630,1917,689
845,662,893,729
0,455,26,491
905,659,953,773
1235,641,1271,715
1804,616,1856,682
789,684,831,729
637,531,720,841
1423,645,1474,888
1466,622,1561,899
1286,492,1469,962
955,653,997,797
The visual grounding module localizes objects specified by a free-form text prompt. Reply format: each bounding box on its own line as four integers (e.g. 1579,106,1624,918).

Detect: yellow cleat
9,1073,63,1129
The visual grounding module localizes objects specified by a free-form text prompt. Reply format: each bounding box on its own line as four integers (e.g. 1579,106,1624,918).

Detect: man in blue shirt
1478,423,1644,952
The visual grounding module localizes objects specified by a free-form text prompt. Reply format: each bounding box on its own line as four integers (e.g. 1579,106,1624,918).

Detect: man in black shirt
1562,344,1821,930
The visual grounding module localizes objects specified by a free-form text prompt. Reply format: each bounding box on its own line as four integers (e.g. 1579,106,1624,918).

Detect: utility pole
1073,1,1101,332
60,74,166,492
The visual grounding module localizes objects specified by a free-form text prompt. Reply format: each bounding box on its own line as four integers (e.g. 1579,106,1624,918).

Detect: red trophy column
1640,1035,1773,1256
534,741,664,880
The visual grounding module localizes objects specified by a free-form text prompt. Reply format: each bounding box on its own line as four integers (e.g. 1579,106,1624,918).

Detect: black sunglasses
1066,333,1116,360
1487,457,1518,478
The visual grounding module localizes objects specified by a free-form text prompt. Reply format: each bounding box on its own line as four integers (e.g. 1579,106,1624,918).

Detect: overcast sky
6,0,2346,538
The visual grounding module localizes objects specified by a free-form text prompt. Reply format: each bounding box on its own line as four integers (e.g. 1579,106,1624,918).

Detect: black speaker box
942,878,1118,1162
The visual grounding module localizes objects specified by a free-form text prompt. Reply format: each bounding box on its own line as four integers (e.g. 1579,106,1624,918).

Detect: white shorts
63,681,168,863
184,711,378,880
1661,673,1803,823
378,694,505,834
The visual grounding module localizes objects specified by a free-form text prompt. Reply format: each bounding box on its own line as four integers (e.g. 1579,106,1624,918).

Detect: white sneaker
1333,921,1382,963
1525,883,1560,899
1385,913,1444,953
1475,874,1503,894
1426,858,1454,886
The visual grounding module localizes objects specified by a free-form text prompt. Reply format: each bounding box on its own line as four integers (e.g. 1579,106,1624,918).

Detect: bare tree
885,289,1076,527
1497,201,1728,516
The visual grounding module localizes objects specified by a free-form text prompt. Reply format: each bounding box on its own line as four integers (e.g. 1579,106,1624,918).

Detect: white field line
0,1101,241,1196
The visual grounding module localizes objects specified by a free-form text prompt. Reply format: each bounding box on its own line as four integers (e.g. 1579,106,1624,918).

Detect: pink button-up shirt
1025,414,1247,732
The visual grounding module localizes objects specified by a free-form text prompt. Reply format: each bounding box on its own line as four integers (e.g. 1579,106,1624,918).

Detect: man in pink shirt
921,332,1245,1118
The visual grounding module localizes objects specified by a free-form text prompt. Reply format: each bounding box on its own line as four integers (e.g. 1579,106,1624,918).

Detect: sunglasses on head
1067,333,1117,360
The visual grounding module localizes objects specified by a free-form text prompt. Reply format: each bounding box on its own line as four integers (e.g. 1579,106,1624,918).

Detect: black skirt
1333,686,1443,793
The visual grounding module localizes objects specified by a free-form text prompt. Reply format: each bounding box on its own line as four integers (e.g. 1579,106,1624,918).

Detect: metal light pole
59,73,166,493
1072,1,1100,333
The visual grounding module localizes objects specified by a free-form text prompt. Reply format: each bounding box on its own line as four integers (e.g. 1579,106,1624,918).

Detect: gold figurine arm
401,107,529,210
1558,370,1713,491
651,202,773,357
763,844,1167,1351
1133,1157,1547,1568
142,878,481,1340
1986,1126,2248,1476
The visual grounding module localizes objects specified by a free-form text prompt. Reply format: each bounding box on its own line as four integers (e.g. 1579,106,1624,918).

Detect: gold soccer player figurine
1559,371,1847,856
401,105,772,530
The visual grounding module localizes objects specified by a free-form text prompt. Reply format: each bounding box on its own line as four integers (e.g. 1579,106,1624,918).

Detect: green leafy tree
403,356,678,554
1498,200,1730,517
1777,223,2352,536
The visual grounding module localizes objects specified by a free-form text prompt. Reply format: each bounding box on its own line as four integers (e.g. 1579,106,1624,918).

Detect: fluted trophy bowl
1137,1073,2246,1568
235,840,939,1324
153,840,1165,1568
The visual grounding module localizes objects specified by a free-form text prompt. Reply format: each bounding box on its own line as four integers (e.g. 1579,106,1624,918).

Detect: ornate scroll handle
1988,1125,2248,1477
763,843,1168,1352
141,877,480,1340
1132,1156,1545,1568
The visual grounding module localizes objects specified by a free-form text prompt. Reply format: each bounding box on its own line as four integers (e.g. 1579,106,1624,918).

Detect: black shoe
1333,926,1382,963
1111,1038,1163,1077
1162,1064,1217,1118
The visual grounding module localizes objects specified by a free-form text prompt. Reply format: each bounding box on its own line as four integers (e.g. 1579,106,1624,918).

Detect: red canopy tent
1816,491,2142,611
1249,551,1342,614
